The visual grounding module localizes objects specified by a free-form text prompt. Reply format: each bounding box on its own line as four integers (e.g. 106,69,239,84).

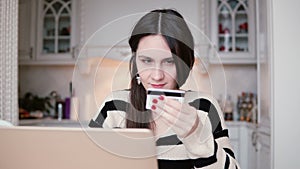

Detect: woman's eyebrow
162,57,174,61
137,54,173,61
137,55,151,59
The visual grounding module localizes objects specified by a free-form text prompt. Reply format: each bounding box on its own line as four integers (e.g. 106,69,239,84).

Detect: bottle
224,95,234,121
55,95,65,120
246,93,254,122
49,91,57,117
240,92,247,121
57,103,63,121
220,6,231,52
251,93,258,123
236,95,242,120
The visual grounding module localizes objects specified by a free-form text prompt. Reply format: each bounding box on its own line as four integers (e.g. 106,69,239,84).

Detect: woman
89,9,240,169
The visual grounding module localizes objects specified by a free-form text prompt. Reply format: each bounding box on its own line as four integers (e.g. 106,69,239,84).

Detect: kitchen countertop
19,118,256,128
19,118,89,128
225,121,257,129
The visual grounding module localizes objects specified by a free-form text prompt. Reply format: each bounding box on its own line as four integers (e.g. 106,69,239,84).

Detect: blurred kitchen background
19,0,261,121
17,0,270,169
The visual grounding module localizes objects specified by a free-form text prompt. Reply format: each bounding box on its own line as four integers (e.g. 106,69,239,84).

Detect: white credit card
145,88,185,109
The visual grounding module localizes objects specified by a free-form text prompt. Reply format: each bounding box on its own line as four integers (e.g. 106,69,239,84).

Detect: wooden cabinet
210,0,256,64
19,0,80,65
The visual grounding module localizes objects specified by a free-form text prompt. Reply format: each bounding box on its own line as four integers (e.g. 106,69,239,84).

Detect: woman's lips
151,84,165,88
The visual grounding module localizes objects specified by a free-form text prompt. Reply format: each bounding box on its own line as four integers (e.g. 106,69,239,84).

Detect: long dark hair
126,9,195,129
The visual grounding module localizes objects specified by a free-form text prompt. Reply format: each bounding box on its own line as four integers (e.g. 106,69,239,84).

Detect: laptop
0,126,158,169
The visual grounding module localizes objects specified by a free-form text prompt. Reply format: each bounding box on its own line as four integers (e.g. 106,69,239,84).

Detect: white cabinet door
18,0,36,61
247,127,257,169
19,0,80,65
210,0,256,64
227,122,257,169
227,125,240,161
256,129,271,169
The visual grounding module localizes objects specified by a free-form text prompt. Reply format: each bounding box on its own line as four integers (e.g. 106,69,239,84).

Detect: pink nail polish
158,95,164,100
152,99,158,104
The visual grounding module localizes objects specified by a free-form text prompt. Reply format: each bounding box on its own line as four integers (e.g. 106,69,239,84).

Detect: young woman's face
136,35,177,90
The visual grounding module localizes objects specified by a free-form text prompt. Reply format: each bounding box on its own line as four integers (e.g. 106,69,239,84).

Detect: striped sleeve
181,97,240,169
88,90,130,128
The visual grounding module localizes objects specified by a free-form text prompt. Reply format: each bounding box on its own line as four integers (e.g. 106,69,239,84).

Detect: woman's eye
142,59,153,64
163,59,175,65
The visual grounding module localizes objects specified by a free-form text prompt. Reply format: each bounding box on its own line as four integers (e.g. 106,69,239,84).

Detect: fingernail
158,95,164,100
152,99,158,104
151,105,156,110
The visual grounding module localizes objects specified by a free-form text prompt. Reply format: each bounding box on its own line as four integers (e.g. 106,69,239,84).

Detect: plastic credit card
145,88,185,109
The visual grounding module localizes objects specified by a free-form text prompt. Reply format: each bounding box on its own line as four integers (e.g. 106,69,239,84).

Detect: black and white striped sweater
89,90,240,169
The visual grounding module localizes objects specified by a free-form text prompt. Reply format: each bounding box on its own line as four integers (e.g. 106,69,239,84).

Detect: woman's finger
151,96,195,124
152,109,178,127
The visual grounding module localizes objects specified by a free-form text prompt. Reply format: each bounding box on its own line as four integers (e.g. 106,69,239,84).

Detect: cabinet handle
251,131,258,152
30,47,33,59
72,46,76,59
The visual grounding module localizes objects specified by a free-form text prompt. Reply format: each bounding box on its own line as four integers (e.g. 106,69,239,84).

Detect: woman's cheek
163,66,177,79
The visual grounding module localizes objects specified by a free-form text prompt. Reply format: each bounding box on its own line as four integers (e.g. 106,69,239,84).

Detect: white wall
19,65,74,98
81,0,201,46
272,0,300,168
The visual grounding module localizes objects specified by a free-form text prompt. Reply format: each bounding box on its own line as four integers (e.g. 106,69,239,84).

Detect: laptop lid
0,126,158,169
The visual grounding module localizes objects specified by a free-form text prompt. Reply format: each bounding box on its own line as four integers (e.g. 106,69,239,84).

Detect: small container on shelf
60,27,70,36
237,92,257,123
223,94,234,121
237,22,248,33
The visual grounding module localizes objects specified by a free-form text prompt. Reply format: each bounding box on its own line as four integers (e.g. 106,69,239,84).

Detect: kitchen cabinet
227,122,257,169
255,125,271,169
18,0,36,61
19,0,80,65
210,0,256,64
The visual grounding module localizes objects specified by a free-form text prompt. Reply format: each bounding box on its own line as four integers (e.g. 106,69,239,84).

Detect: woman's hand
151,95,199,139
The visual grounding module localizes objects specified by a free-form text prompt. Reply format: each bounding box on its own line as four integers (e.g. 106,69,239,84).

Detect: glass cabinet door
42,0,71,54
217,0,249,53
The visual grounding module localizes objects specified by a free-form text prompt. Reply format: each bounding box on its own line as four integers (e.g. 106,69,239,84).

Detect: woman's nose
151,68,164,81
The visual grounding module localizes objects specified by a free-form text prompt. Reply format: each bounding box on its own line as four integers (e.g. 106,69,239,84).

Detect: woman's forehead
136,49,172,59
137,35,171,52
